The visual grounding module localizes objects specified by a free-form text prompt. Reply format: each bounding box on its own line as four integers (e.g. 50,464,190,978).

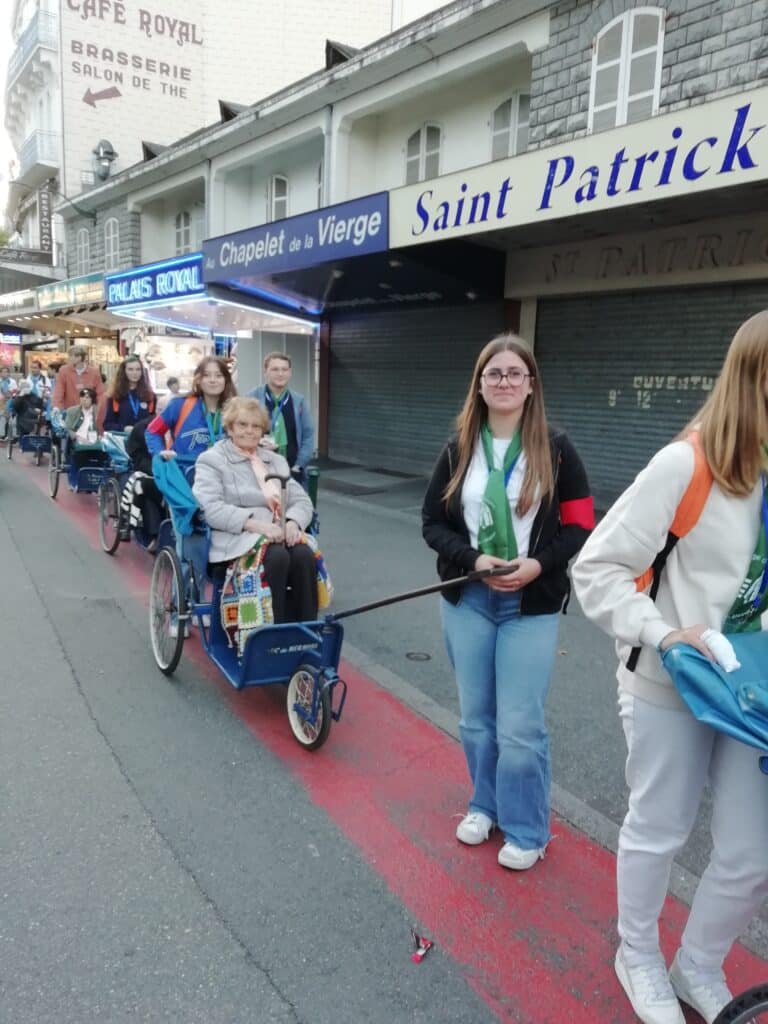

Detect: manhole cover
406,651,431,662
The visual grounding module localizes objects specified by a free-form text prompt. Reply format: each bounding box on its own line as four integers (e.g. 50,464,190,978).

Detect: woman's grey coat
193,437,313,563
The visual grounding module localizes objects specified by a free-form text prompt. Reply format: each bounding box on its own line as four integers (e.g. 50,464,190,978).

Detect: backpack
627,431,713,671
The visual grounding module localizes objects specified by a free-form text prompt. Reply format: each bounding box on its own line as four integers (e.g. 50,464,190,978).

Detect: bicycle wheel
149,546,186,675
714,984,768,1023
286,664,332,750
48,443,60,499
98,477,122,554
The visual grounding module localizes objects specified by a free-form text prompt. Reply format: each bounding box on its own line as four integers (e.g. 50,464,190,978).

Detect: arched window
75,227,90,275
405,124,441,185
491,94,530,161
174,210,191,254
103,217,119,271
268,174,288,222
589,8,664,133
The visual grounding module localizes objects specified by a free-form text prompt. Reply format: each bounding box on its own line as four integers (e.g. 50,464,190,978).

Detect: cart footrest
328,676,347,723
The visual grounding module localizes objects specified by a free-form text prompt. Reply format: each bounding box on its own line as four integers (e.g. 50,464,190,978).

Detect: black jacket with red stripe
421,428,594,614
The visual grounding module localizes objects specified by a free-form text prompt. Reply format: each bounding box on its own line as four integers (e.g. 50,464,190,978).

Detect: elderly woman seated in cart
192,396,317,626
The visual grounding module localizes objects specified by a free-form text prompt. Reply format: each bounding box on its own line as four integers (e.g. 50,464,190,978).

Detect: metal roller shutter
535,283,768,508
329,304,505,474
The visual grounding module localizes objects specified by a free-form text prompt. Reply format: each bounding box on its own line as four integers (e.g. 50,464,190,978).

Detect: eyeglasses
482,368,533,387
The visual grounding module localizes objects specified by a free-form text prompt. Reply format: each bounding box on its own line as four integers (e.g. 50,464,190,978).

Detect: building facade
54,0,768,502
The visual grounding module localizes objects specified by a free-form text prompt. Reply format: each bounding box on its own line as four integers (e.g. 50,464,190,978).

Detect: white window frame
75,227,90,275
588,7,664,133
174,209,192,255
490,93,531,161
317,162,324,208
405,123,442,185
268,174,289,222
103,216,119,271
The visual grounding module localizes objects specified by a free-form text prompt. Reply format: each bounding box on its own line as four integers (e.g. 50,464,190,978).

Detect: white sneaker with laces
455,811,494,845
668,950,732,1024
498,841,545,871
615,946,685,1024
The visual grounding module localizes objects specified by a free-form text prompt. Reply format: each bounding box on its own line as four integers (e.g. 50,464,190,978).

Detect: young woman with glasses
422,334,593,870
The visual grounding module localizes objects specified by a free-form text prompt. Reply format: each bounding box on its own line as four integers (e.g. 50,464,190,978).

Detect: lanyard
128,392,140,419
268,389,289,428
753,476,768,610
503,453,520,489
204,404,221,446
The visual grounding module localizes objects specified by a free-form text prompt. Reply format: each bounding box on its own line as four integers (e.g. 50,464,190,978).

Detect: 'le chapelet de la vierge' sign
389,86,768,248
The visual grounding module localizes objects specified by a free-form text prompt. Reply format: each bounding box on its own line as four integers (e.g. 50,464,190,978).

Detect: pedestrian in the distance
572,310,768,1024
422,334,593,871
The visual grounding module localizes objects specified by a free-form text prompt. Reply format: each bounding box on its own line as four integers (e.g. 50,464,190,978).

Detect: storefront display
120,325,213,394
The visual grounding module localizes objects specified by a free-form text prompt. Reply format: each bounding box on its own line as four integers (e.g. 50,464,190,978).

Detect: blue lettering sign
202,193,389,283
106,252,205,309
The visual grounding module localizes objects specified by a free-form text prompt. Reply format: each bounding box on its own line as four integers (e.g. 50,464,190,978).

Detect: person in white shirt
573,310,768,1024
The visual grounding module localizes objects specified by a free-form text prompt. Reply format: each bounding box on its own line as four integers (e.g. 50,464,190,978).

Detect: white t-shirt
74,408,97,444
461,437,540,558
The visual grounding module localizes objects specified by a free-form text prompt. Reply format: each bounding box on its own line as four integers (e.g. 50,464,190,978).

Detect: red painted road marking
14,457,768,1021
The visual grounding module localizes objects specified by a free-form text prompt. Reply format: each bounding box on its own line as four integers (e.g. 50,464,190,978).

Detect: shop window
174,210,192,254
75,227,90,275
405,124,441,185
103,217,119,270
491,94,530,161
268,174,288,222
589,8,664,133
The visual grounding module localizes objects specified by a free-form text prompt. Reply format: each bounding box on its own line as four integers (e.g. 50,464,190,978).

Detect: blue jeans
441,582,560,849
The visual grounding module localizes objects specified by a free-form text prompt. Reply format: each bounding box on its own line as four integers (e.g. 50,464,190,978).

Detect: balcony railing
7,11,58,88
19,129,60,179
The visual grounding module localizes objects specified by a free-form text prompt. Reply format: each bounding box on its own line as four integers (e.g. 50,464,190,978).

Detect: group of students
40,347,319,625
423,312,768,1024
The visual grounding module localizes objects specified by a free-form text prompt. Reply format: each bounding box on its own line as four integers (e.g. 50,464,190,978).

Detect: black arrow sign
83,86,122,107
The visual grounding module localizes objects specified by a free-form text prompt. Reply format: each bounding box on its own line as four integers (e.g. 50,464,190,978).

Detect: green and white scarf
476,424,522,561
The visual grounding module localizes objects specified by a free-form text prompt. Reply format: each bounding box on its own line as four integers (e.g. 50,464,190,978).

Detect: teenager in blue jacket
145,356,235,473
102,355,156,432
247,351,314,487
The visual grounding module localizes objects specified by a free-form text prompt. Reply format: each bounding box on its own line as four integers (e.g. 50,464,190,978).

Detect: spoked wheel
714,984,768,1023
98,476,122,554
48,443,60,499
149,546,186,675
286,664,332,750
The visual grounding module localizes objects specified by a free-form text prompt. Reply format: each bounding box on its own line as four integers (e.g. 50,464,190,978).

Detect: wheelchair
6,407,51,466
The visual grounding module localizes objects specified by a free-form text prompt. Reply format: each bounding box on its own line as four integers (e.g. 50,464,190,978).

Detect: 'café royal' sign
389,87,768,248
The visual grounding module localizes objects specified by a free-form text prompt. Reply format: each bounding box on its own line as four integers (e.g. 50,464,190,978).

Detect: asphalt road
1,455,766,1024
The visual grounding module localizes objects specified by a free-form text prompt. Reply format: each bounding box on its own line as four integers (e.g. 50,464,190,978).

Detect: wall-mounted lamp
92,139,118,182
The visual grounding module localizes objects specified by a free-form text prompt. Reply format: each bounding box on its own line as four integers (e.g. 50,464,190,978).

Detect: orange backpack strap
164,395,198,450
628,431,713,670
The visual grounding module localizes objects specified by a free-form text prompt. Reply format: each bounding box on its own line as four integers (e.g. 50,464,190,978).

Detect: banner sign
105,252,205,309
0,247,53,266
389,87,768,248
37,273,104,310
202,193,389,284
0,289,37,316
38,185,53,252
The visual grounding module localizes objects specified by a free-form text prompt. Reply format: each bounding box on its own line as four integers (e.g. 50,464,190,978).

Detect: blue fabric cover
662,631,768,751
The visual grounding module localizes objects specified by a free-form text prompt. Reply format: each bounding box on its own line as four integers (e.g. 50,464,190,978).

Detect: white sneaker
498,841,545,871
615,946,685,1024
669,950,732,1024
455,811,494,845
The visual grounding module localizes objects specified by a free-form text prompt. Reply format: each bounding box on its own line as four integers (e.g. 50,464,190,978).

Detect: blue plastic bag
662,631,768,752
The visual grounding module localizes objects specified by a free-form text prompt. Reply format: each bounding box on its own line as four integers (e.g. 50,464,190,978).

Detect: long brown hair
444,334,554,514
110,355,155,404
685,310,768,496
191,356,237,407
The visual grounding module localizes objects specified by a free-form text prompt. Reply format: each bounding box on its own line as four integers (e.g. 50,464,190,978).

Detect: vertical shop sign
38,185,53,252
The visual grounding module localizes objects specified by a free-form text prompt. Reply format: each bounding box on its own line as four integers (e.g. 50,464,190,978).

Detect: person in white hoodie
572,310,768,1024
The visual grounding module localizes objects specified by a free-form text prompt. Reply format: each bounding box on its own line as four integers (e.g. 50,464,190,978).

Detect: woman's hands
285,520,301,547
658,625,714,660
244,517,283,542
158,449,177,460
474,554,543,591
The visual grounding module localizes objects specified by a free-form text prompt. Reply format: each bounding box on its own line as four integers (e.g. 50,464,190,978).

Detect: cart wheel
149,546,186,675
286,664,332,750
98,477,122,554
714,984,768,1023
48,443,60,499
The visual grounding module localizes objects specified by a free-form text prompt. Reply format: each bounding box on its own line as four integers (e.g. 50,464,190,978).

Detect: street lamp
92,139,118,182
